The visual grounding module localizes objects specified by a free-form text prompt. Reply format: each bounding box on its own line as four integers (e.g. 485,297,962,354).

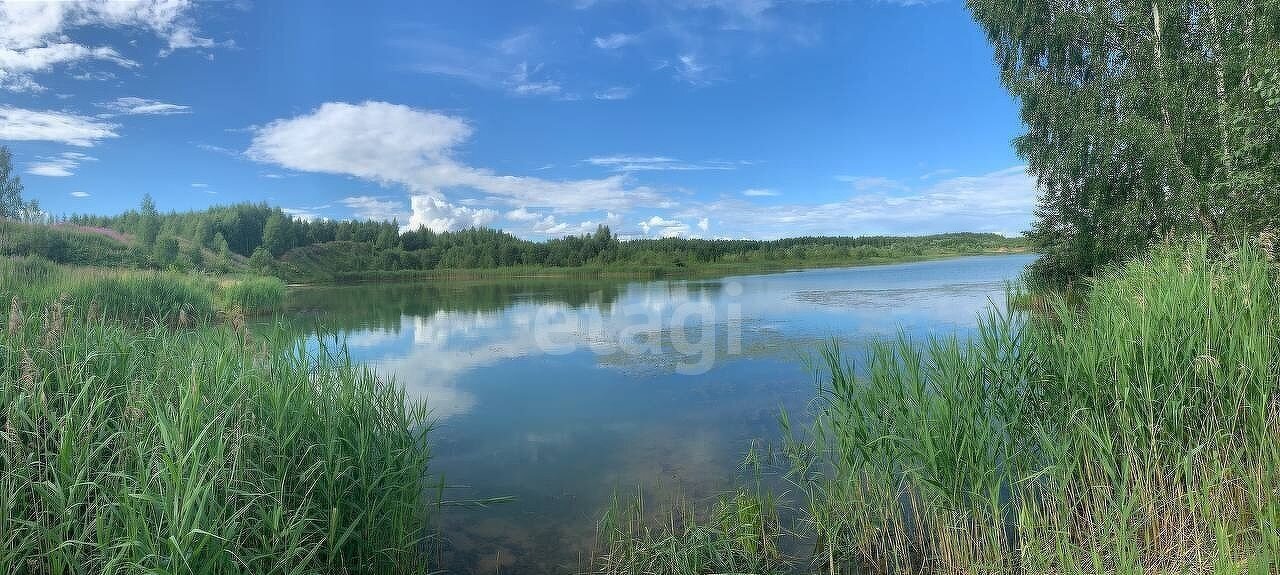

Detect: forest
57,197,1025,281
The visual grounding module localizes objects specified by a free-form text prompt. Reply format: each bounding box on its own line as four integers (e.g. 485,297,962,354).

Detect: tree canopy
969,0,1280,282
0,146,41,222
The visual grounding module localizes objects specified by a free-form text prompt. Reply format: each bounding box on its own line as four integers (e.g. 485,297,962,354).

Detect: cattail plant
7,295,21,337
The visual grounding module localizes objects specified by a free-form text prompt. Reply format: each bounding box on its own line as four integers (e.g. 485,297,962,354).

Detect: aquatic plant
0,305,434,573
596,240,1280,574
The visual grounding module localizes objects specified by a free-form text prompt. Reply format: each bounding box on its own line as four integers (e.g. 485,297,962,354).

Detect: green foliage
0,310,434,573
70,199,1027,283
0,220,144,266
0,146,22,221
152,235,179,267
212,231,230,258
0,146,41,222
969,0,1280,282
261,211,286,257
218,276,286,315
0,256,215,326
600,241,1280,573
185,241,205,268
594,490,787,575
137,193,160,248
248,245,272,272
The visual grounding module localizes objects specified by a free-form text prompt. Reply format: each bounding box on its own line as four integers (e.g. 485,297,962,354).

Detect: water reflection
279,254,1036,573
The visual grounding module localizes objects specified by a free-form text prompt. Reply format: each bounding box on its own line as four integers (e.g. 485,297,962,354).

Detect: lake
279,254,1036,573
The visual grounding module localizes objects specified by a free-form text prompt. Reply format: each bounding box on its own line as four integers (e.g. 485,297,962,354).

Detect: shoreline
282,248,1036,288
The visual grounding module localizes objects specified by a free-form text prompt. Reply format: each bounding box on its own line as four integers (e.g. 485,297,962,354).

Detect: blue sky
0,0,1033,239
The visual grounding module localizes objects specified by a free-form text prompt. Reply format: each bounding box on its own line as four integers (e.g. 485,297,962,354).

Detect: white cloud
401,34,572,100
0,43,135,91
248,101,661,214
919,168,956,180
409,195,498,232
0,107,117,146
506,207,540,222
249,101,471,176
342,196,409,223
594,86,633,100
593,33,636,49
70,191,89,198
282,204,331,222
836,175,910,193
99,96,190,116
674,53,709,84
0,0,215,91
639,215,693,237
190,182,207,188
697,217,710,232
586,155,740,172
741,188,778,197
27,151,95,177
507,61,562,96
682,166,1037,238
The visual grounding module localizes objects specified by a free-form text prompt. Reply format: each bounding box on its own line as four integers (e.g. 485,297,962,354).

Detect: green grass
0,295,435,573
0,256,216,326
0,220,142,268
595,239,1280,574
0,257,285,324
593,489,788,575
218,275,287,315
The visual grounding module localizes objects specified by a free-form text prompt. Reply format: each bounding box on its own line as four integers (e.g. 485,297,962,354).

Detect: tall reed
595,240,1280,574
1,301,434,573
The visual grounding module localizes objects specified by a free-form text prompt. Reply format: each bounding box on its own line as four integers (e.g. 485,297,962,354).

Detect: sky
0,0,1033,239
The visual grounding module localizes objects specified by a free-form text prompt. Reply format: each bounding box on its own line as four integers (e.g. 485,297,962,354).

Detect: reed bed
218,276,287,316
0,256,284,324
594,240,1280,574
1,285,433,573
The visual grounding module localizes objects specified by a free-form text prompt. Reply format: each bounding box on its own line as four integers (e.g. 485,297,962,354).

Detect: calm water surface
281,254,1035,573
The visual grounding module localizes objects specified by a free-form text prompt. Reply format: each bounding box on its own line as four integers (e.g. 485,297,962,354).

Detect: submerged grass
0,298,434,573
594,239,1280,574
593,489,788,575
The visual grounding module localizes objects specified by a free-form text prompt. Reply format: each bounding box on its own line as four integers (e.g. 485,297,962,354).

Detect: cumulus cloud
98,96,190,116
741,188,778,197
409,195,498,232
505,207,540,222
0,106,118,146
27,151,95,177
639,215,694,237
0,0,215,91
248,101,661,214
70,191,89,198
